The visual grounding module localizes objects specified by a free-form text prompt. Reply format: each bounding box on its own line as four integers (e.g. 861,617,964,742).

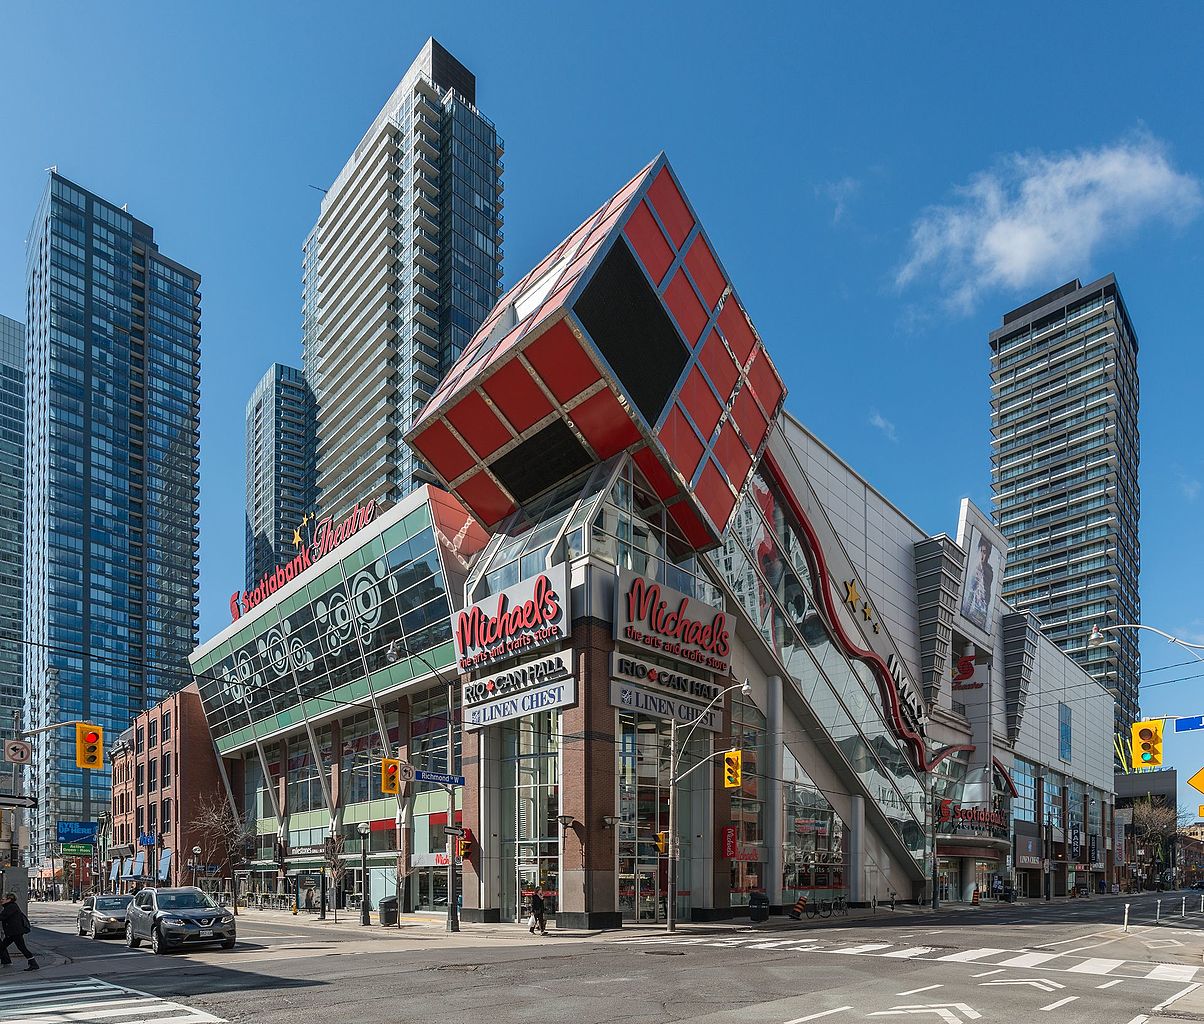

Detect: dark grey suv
125,887,236,954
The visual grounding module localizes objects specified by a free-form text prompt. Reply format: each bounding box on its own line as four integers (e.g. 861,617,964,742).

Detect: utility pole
667,720,677,932
446,681,459,933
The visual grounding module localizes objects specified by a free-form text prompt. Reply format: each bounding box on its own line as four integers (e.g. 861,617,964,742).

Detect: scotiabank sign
615,570,731,674
936,798,1008,837
454,564,569,672
230,501,378,621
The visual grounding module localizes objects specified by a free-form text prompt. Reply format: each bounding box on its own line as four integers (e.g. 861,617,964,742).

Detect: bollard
1124,903,1130,933
1183,896,1188,919
1199,894,1203,914
1157,899,1162,924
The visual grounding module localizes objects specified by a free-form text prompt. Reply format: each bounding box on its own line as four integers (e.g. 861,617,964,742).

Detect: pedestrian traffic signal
74,723,103,769
1131,720,1163,769
723,750,742,789
381,758,401,794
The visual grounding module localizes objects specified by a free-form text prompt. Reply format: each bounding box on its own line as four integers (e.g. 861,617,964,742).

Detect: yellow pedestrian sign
1188,767,1204,794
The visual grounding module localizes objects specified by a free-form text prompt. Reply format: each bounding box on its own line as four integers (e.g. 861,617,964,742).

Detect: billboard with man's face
955,500,1008,644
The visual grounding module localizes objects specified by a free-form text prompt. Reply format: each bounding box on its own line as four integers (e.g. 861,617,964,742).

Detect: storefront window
729,693,766,907
1012,759,1036,823
782,747,845,899
410,688,461,794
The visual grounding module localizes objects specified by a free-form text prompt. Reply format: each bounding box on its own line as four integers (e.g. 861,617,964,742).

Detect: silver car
77,894,133,939
125,887,236,954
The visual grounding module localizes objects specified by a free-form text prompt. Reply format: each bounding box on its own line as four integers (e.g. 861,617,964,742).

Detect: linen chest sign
615,570,731,674
454,564,568,672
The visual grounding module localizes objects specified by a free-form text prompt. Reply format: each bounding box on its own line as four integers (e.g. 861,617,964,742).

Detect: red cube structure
405,154,785,552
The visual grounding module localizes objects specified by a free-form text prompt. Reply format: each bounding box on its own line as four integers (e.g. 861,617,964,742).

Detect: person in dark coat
528,890,547,935
0,893,39,971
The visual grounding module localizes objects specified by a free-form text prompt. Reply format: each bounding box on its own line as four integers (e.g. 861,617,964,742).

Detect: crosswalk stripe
999,952,1061,968
0,976,226,1024
1066,958,1126,975
935,948,1010,962
880,946,937,958
1145,964,1198,982
829,943,893,954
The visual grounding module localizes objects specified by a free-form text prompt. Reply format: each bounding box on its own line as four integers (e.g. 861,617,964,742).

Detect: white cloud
1180,474,1201,502
869,409,898,443
897,135,1202,311
816,177,861,224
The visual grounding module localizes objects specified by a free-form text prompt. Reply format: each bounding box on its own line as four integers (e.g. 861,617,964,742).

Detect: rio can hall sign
615,570,731,674
454,564,569,672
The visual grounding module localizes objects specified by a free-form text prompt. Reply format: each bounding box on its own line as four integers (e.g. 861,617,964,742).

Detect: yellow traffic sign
1188,767,1204,794
1199,804,1204,818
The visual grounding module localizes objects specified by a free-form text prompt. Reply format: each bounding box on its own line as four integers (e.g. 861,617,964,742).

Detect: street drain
433,964,483,972
642,950,686,956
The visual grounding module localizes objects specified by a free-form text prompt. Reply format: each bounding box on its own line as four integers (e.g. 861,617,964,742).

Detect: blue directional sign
1175,716,1204,733
413,770,465,787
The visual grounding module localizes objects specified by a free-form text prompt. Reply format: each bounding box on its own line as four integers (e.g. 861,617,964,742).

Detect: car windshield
157,892,217,910
96,897,131,911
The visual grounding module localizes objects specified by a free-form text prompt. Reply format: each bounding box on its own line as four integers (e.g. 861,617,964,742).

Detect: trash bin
749,892,770,923
379,895,399,926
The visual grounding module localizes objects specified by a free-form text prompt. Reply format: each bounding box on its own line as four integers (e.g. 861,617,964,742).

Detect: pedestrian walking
528,890,547,935
0,893,39,971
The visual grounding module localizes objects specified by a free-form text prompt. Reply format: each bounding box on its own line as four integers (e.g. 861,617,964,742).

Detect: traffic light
74,723,103,769
656,831,668,855
381,758,401,795
1131,720,1163,769
457,833,472,859
723,750,742,789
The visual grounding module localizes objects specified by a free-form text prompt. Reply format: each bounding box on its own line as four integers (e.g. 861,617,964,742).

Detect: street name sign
413,770,465,787
1189,767,1204,795
444,825,465,837
0,795,36,810
1175,716,1204,733
61,842,94,856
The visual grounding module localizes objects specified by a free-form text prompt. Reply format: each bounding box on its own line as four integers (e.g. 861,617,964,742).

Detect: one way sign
869,1003,982,1024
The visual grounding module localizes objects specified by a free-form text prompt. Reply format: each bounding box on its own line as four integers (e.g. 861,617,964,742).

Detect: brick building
106,683,231,890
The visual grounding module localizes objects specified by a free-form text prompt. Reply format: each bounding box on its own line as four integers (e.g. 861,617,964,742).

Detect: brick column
558,618,622,929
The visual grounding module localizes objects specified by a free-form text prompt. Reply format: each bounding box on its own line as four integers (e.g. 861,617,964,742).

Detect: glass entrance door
637,866,661,922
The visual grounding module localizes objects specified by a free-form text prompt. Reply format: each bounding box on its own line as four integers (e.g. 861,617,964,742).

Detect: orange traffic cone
972,886,981,906
789,895,807,920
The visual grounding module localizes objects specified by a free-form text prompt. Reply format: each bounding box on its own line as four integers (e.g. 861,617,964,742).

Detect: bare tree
1131,796,1177,843
190,791,255,886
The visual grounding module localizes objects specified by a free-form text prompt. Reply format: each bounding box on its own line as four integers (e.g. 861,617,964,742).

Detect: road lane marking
882,947,937,958
898,985,943,995
783,1008,852,1023
998,952,1060,968
830,943,893,954
971,969,1004,977
1124,1017,1149,1024
1097,979,1124,988
1065,957,1126,974
1145,964,1198,982
1152,981,1201,1012
1039,996,1078,1011
936,948,1010,962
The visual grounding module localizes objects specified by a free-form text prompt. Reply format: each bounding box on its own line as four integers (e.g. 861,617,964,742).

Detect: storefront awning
157,849,173,882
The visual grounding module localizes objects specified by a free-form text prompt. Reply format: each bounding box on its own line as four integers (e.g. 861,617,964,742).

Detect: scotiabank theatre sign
615,570,731,674
454,564,569,672
230,501,378,621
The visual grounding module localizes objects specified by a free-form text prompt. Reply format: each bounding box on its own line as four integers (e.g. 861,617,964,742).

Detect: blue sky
3,2,1204,804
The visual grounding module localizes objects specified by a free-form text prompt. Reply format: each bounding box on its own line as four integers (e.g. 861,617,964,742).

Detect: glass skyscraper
24,173,201,861
990,275,1140,732
303,37,503,520
0,315,23,769
244,362,315,590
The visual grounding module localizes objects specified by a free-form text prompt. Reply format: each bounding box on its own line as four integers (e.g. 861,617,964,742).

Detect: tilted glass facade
990,276,1140,730
244,363,315,590
0,315,23,761
24,173,201,861
303,37,503,520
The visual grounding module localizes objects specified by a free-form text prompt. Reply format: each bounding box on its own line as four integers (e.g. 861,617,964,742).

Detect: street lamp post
667,679,751,933
191,846,201,888
358,822,371,926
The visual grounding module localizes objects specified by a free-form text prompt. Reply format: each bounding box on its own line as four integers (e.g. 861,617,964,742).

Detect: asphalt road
4,894,1203,1024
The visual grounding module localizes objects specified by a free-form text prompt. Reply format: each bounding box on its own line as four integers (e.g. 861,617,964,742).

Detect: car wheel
221,937,236,950
126,923,141,949
90,921,99,940
150,926,168,955
77,918,86,936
